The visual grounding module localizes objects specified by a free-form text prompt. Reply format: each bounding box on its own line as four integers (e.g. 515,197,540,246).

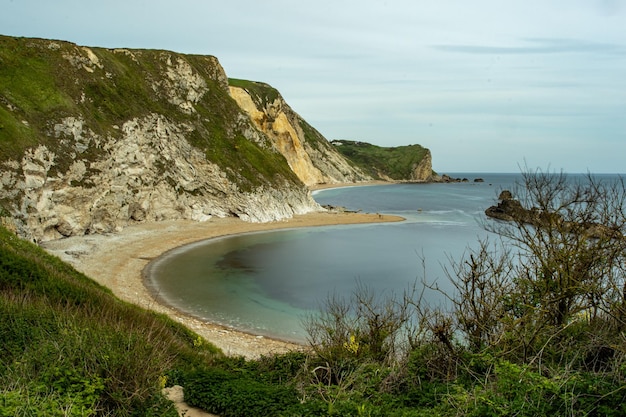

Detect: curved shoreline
42,209,404,358
140,228,309,345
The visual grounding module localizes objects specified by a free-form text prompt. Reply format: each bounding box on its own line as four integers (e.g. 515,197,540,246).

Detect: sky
2,0,625,173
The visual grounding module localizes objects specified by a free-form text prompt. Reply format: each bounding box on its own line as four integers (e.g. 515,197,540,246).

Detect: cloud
433,38,625,55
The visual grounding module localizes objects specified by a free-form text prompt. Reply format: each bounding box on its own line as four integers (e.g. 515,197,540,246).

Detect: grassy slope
0,36,298,191
0,225,222,416
331,139,429,180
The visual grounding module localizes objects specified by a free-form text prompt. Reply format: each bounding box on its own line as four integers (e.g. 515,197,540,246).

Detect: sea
145,173,620,343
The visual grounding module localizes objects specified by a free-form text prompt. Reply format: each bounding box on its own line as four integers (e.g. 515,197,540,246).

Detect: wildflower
344,334,359,354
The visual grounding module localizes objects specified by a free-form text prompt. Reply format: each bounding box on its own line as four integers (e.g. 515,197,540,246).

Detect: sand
42,209,404,359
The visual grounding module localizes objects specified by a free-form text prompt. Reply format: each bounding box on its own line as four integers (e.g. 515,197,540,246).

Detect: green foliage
228,78,280,108
0,225,221,416
3,37,626,415
184,368,299,417
3,189,625,417
331,139,429,180
441,358,626,417
205,132,297,191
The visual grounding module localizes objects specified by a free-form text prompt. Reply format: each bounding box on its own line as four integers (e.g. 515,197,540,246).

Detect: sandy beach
42,208,403,359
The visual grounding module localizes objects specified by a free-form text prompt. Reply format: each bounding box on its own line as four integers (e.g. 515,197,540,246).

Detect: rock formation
485,190,622,240
229,81,371,186
0,35,436,243
0,36,323,242
330,140,434,182
410,149,433,182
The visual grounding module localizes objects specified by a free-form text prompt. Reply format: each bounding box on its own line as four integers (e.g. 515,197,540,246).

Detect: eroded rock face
410,150,433,182
1,114,319,242
229,85,371,186
0,37,320,242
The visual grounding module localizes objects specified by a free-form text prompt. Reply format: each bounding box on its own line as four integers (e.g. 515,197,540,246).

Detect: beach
42,209,403,359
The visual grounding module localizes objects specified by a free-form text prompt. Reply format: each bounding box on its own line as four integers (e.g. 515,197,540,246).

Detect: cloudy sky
2,0,625,173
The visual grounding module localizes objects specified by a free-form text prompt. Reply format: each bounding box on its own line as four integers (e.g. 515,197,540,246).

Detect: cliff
0,35,435,243
330,140,434,182
0,36,326,242
228,79,371,186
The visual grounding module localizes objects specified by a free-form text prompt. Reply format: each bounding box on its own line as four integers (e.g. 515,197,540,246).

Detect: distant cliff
330,140,434,182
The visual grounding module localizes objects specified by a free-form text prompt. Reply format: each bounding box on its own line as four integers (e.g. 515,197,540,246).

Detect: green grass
331,139,429,180
0,225,221,416
2,207,626,415
0,37,76,160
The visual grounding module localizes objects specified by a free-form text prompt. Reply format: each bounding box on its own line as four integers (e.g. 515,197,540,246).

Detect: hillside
331,139,433,181
0,35,368,242
0,224,221,415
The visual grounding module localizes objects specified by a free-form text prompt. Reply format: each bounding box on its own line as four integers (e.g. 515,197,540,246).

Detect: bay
148,173,519,342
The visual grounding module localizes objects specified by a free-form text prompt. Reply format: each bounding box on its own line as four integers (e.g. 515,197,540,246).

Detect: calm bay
147,173,530,342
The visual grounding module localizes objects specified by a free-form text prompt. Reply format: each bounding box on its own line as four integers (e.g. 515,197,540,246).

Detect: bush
184,368,299,417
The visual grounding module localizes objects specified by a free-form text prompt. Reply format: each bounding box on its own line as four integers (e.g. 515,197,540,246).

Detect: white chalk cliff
0,37,331,242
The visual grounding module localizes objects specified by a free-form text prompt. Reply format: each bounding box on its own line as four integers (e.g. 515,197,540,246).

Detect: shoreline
309,180,393,192
42,209,404,359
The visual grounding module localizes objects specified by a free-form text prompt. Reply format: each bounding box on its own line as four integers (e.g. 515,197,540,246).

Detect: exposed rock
329,139,433,182
485,195,529,223
0,36,321,242
435,174,466,183
229,84,371,186
498,190,513,200
410,149,433,182
485,190,623,240
485,189,553,224
3,114,320,242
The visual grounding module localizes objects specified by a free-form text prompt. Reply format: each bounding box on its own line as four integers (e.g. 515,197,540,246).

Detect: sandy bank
42,210,403,359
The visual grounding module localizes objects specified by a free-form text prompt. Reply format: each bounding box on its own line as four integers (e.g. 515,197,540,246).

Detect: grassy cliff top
228,78,280,108
331,139,429,180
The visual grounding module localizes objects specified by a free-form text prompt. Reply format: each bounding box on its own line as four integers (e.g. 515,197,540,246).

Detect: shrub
184,368,299,417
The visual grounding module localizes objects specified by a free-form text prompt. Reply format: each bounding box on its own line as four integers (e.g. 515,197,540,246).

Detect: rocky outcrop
410,149,433,182
330,140,433,182
485,190,622,240
229,82,371,186
485,191,538,223
0,36,320,242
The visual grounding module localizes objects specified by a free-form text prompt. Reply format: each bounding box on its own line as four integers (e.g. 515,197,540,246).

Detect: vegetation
3,169,626,416
228,78,280,109
0,35,300,191
175,169,626,416
2,35,625,413
0,225,222,416
331,139,430,180
228,77,331,154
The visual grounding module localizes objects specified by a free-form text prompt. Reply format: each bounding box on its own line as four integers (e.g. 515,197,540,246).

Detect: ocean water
147,173,521,342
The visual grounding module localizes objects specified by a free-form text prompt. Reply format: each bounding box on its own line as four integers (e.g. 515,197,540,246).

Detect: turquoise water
147,174,519,342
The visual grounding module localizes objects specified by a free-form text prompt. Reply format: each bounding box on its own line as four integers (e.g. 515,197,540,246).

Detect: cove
147,174,519,342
